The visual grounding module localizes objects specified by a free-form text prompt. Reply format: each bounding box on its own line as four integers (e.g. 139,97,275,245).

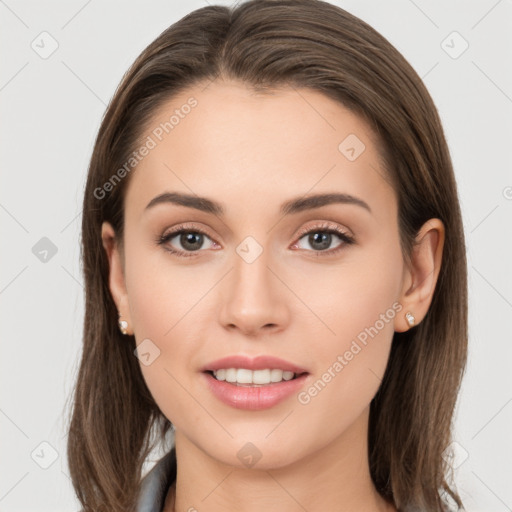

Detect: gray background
1,0,511,510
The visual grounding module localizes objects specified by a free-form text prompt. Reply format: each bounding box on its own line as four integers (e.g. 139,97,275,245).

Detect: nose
218,249,290,337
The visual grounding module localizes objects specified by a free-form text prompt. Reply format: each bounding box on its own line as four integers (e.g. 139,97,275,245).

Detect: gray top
135,447,177,512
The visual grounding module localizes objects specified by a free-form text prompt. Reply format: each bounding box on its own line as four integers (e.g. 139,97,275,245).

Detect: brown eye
175,231,205,251
157,225,218,257
293,223,355,255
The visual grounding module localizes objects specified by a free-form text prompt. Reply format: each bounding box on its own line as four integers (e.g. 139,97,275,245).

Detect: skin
102,79,444,512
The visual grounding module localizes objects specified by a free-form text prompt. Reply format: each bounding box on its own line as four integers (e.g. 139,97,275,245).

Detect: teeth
254,369,271,384
225,368,237,382
215,369,227,381
212,368,297,385
270,369,284,382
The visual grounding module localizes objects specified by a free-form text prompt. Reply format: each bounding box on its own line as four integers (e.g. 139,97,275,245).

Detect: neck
165,406,394,512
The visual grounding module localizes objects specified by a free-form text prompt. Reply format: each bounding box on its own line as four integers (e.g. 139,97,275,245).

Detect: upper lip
201,355,308,374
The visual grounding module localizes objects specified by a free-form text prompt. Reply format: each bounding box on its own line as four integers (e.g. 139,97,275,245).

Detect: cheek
123,244,208,424
288,238,403,352
288,243,402,419
124,240,201,339
129,279,194,428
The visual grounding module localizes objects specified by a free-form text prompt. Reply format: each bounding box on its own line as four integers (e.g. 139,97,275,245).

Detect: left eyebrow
280,192,372,216
144,191,372,216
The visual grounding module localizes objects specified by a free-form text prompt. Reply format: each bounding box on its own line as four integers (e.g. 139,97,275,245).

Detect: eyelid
160,222,216,241
293,220,353,241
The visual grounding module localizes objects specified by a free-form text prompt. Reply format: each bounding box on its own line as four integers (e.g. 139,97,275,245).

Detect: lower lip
203,372,309,410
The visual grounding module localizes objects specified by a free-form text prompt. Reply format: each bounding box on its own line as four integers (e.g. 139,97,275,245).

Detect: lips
200,354,310,410
201,354,309,374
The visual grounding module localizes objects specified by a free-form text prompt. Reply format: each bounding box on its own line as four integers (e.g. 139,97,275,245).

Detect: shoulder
135,447,177,512
75,447,176,512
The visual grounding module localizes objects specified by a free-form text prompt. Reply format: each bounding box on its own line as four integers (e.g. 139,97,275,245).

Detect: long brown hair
66,1,468,510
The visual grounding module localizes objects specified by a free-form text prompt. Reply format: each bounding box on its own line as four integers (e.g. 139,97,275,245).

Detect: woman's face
106,79,412,469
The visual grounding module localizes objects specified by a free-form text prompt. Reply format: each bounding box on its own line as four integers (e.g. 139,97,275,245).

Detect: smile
201,354,310,409
211,368,299,386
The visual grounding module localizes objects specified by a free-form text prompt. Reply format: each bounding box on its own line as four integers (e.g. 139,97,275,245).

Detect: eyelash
155,222,355,258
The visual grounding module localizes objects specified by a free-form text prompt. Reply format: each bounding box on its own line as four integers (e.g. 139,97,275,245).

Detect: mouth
201,354,310,410
204,368,308,387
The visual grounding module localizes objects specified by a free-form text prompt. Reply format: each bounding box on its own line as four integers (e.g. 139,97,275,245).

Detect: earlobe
101,221,134,335
395,218,445,333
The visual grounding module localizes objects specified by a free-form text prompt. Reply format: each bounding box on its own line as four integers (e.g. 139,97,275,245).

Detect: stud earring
118,313,129,335
405,312,415,327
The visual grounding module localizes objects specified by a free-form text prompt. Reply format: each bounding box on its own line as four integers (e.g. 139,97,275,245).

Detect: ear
101,221,133,335
394,218,445,332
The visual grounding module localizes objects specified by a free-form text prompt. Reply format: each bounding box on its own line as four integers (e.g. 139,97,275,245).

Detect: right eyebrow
145,192,224,216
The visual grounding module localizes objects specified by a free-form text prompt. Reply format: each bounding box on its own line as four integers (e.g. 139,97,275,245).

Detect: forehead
124,79,395,220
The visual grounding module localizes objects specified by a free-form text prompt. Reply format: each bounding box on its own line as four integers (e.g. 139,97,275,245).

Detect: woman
67,1,468,511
